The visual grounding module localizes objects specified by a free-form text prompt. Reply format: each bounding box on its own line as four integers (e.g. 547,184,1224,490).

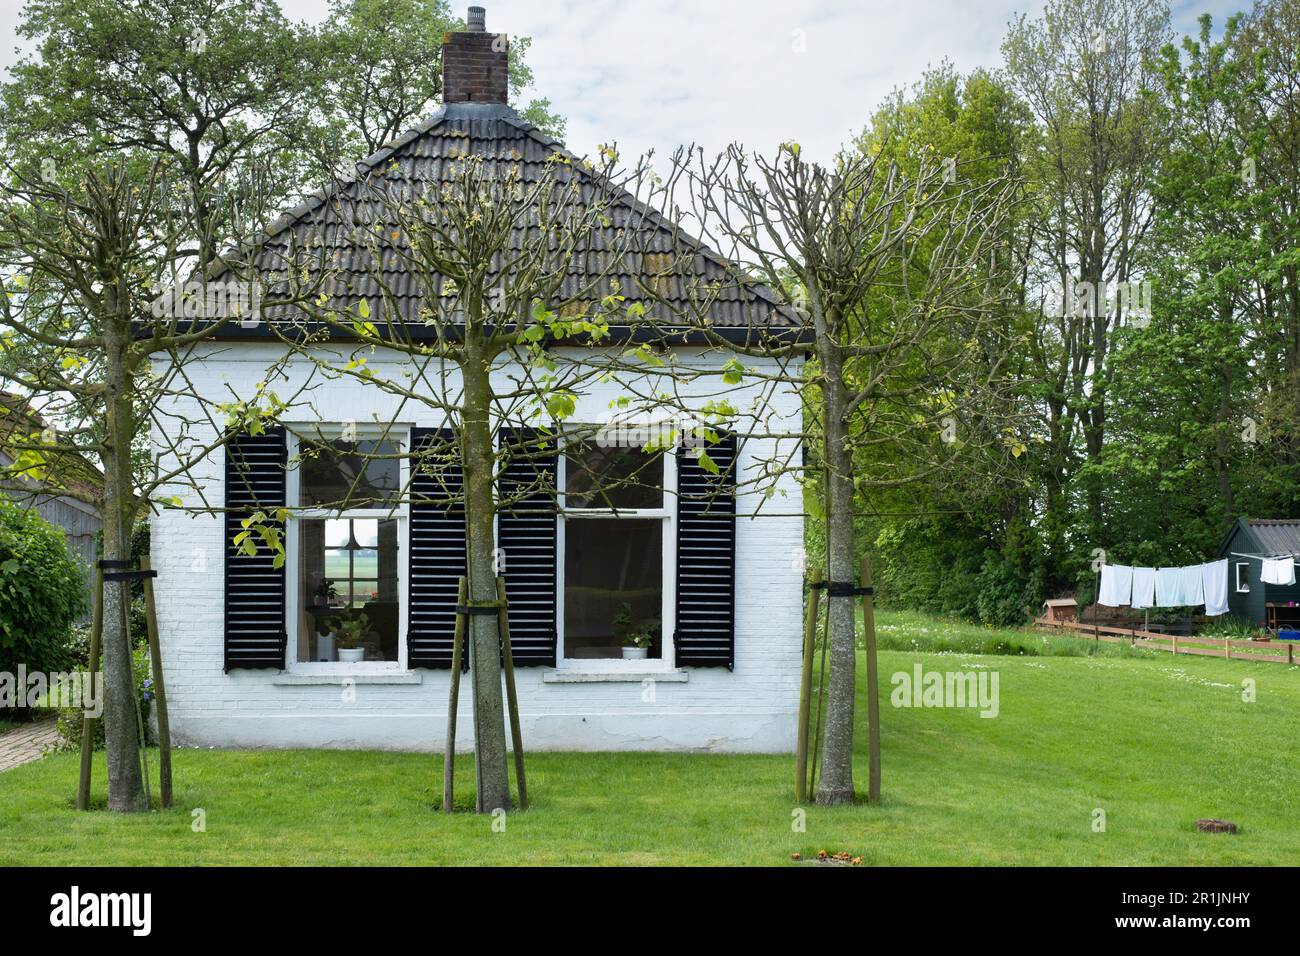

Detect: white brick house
147,10,805,754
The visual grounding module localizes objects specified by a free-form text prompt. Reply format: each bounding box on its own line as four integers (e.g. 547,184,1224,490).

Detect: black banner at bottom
0,866,1281,943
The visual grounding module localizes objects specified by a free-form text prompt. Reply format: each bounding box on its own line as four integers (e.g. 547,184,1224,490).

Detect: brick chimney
443,6,509,105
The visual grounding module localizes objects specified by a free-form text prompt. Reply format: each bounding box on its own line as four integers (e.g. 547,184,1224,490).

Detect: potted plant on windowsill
622,630,653,660
614,602,655,660
314,580,339,660
333,611,370,663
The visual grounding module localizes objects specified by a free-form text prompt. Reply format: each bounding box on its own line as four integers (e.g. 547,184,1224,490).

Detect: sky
0,0,1244,164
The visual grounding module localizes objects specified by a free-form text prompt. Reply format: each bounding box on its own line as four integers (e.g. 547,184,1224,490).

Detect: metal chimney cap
467,6,486,31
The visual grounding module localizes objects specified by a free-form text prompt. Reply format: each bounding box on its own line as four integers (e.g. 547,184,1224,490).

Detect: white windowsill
543,668,688,684
273,672,423,686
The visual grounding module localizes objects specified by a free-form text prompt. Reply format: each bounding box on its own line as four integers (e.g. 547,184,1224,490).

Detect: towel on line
1155,567,1182,608
1131,567,1157,610
1098,564,1133,607
1177,564,1205,607
1201,559,1229,616
1261,556,1296,587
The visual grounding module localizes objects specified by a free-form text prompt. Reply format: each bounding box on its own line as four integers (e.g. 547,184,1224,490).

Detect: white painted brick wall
150,343,804,752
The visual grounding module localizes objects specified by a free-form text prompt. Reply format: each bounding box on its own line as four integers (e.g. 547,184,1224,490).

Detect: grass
0,609,1297,865
0,719,19,736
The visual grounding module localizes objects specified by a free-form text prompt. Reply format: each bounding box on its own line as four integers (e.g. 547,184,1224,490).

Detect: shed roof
1219,517,1300,558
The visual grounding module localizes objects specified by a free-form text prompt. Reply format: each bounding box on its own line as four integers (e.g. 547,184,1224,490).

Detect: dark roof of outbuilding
1244,519,1300,557
235,102,798,334
1219,517,1300,558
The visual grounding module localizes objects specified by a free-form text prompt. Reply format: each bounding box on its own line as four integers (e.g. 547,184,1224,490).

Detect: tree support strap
456,601,505,616
104,569,159,582
98,559,158,582
810,581,873,597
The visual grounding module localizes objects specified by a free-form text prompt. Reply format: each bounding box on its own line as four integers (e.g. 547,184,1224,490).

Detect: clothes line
1228,552,1298,586
1097,559,1229,615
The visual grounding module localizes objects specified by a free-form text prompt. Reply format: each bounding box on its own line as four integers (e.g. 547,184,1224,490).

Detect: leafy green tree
1004,0,1172,552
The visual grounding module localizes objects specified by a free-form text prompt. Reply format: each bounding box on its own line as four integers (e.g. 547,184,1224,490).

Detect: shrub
53,639,153,752
0,494,87,720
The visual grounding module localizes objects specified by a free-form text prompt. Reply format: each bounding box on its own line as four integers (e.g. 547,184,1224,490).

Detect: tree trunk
460,350,511,813
101,328,145,812
815,340,858,807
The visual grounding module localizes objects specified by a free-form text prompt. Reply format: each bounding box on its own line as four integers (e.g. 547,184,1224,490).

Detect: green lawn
1,610,1297,865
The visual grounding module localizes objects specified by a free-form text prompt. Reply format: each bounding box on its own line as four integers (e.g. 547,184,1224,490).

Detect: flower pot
338,647,365,663
316,634,336,662
621,647,648,660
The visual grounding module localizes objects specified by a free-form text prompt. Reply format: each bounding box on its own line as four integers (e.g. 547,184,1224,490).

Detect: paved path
0,718,60,772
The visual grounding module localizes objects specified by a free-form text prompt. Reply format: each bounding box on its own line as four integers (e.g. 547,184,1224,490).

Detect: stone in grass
1196,819,1238,834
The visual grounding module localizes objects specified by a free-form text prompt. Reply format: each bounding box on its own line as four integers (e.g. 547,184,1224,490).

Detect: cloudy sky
0,0,1243,163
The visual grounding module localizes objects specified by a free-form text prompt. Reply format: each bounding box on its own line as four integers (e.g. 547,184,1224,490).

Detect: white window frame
1236,562,1250,593
554,429,677,673
284,424,411,674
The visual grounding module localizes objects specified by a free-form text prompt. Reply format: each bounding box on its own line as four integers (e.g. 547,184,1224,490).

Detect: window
287,429,408,667
1236,562,1250,593
558,435,673,664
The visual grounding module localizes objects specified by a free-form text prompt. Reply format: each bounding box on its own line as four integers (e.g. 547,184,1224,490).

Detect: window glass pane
564,518,662,660
299,438,400,507
564,439,663,509
324,518,352,548
297,518,400,662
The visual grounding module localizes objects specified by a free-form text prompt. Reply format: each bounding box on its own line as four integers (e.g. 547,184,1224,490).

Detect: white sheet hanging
1178,564,1205,606
1131,567,1157,610
1261,556,1297,587
1098,564,1133,607
1155,567,1181,607
1201,559,1229,616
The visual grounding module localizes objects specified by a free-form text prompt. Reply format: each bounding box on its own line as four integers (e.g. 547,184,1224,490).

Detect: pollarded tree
0,159,318,811
626,141,1018,805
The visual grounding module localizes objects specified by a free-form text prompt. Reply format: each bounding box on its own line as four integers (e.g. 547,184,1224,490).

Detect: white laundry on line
1098,564,1133,607
1261,556,1297,587
1131,567,1157,610
1201,559,1229,616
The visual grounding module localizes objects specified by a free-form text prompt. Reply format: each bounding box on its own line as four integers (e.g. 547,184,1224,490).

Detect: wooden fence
1035,619,1299,666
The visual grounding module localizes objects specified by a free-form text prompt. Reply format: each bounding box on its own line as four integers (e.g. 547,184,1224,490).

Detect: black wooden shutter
675,431,738,668
224,428,287,670
498,427,558,666
408,428,467,668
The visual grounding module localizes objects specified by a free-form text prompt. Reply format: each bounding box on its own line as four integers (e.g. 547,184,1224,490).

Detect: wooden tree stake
861,554,881,804
442,576,468,813
496,576,528,810
76,563,104,811
140,558,172,807
794,567,822,802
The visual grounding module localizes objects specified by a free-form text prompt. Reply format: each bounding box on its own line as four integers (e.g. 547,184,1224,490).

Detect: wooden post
794,567,822,802
140,558,172,807
1094,569,1100,640
808,586,834,798
1225,637,1231,660
496,576,528,811
76,563,104,811
125,589,151,811
1172,634,1178,656
442,576,468,813
861,555,881,804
